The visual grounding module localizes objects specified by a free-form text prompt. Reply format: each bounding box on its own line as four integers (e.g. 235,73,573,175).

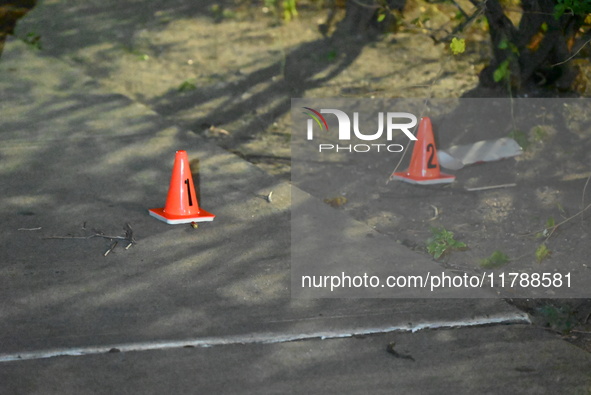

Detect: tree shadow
149,31,369,151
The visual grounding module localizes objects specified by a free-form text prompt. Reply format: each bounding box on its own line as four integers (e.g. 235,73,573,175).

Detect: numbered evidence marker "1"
390,117,455,185
184,178,193,206
149,150,215,224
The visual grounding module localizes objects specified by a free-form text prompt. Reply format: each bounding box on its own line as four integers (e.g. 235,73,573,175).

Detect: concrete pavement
0,13,590,395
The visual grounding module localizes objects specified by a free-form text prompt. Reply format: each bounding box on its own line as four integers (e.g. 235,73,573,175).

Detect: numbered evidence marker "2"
390,117,455,185
149,150,215,224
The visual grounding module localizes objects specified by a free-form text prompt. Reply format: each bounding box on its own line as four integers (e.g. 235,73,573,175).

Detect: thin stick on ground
465,183,517,192
581,174,590,225
104,241,118,257
43,234,132,241
551,36,591,67
42,223,137,254
524,202,591,240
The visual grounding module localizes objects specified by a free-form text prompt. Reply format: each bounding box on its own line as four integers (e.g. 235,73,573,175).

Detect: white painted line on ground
0,312,530,363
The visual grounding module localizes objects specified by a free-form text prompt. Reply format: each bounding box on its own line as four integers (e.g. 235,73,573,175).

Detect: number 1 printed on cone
149,150,215,224
390,117,455,185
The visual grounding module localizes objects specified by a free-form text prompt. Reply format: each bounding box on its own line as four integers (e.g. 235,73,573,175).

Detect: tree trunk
0,1,37,56
479,0,585,94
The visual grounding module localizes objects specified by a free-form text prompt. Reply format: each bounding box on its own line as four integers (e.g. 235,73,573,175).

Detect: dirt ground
11,0,591,350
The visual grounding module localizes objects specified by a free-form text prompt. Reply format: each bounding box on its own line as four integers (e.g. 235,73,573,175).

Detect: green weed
264,0,297,22
22,32,42,50
426,227,467,260
282,0,298,21
480,250,510,269
450,37,465,55
554,0,591,19
535,243,551,263
493,59,511,83
535,217,557,239
178,79,197,92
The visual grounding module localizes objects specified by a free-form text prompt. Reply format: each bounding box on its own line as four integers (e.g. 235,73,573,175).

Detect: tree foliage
333,0,591,95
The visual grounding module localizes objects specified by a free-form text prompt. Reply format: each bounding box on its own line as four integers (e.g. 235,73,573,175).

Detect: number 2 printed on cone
390,117,455,185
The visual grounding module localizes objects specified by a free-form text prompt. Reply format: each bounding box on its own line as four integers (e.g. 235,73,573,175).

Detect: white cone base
148,208,215,224
390,172,456,185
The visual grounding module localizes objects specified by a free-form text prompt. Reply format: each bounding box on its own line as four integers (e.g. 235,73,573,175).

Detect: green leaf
23,32,42,50
546,217,555,228
377,13,386,23
450,37,466,55
540,22,549,32
535,244,551,263
554,4,567,19
480,250,510,269
178,79,197,92
493,60,510,83
426,227,467,259
554,0,591,19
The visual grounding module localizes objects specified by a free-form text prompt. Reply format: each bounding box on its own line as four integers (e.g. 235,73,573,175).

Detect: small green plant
535,243,551,263
450,37,466,55
23,32,42,50
426,227,467,260
493,39,519,85
540,22,549,33
178,79,197,92
264,0,297,21
493,59,511,83
554,0,591,19
282,0,298,21
535,217,557,239
480,250,510,269
544,216,556,235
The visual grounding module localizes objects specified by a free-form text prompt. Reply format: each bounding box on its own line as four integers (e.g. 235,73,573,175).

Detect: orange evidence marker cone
390,117,455,185
149,150,215,224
